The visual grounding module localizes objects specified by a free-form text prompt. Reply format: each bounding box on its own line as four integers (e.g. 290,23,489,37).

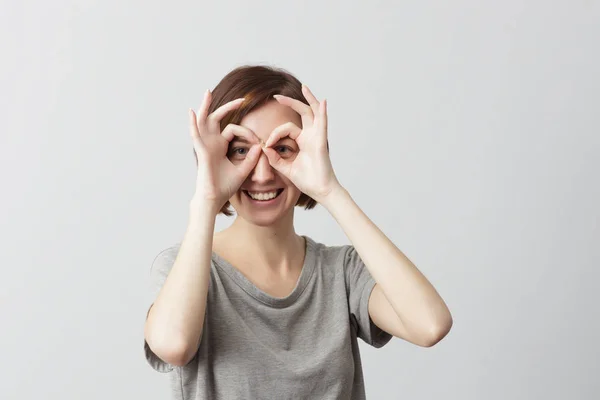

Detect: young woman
143,65,452,399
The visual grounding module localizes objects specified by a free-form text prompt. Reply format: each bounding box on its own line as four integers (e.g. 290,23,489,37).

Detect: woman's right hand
189,89,262,211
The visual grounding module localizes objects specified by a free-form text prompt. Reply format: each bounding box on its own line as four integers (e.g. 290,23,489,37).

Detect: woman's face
227,100,302,226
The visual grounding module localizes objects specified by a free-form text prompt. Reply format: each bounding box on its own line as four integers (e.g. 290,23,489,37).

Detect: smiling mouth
243,189,284,201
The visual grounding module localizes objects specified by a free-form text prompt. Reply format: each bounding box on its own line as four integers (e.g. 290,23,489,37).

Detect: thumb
238,144,262,176
262,147,289,174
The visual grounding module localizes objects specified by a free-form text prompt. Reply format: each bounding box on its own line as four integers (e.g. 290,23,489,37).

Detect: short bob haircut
195,64,319,216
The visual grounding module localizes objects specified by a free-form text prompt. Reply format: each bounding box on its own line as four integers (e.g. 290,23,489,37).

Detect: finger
301,84,321,117
262,147,289,174
318,99,328,137
207,97,245,127
237,144,262,176
273,94,314,128
196,89,212,124
264,122,302,148
221,123,259,144
189,108,206,153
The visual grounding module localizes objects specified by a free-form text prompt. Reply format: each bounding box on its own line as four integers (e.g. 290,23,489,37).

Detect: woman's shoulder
304,235,352,264
155,235,353,267
156,232,224,261
150,242,180,267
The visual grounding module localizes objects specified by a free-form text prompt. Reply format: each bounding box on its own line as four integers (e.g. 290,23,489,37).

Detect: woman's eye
228,147,248,158
274,145,297,159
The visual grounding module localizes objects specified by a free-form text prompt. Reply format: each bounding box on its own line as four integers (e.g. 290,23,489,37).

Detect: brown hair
195,64,318,216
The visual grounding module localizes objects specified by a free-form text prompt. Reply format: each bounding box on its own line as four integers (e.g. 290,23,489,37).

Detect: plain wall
1,0,598,399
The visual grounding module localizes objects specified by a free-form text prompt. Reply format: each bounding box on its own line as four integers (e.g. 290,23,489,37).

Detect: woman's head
197,64,317,224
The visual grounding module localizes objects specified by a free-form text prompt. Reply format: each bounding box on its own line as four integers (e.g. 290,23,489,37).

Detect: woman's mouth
243,189,284,202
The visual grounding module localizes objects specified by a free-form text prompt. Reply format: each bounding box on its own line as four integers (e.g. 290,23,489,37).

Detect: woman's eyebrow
274,137,295,144
231,137,252,144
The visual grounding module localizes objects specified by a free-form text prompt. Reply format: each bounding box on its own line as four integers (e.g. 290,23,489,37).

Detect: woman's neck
215,214,305,276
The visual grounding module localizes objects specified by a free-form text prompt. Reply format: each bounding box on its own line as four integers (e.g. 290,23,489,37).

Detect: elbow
145,325,195,367
159,344,195,367
171,344,199,367
149,339,196,367
146,336,190,366
422,316,453,348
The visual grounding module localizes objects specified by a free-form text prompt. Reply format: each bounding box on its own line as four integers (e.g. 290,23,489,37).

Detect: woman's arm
144,94,263,367
263,85,452,346
144,200,218,367
321,185,453,347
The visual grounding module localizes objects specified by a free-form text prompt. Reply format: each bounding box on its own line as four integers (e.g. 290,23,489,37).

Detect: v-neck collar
211,235,317,308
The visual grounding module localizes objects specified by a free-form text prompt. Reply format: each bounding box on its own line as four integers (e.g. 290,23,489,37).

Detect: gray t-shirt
143,235,392,399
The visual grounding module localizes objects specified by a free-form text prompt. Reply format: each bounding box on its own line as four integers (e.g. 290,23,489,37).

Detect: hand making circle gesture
261,84,341,203
189,90,262,209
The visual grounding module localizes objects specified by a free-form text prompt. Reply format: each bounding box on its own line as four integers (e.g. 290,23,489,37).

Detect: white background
1,0,599,399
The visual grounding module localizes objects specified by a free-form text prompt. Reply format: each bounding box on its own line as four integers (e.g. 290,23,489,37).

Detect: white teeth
248,191,279,201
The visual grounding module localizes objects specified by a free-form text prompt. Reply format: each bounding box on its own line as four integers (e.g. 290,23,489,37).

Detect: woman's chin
234,206,294,227
248,215,281,227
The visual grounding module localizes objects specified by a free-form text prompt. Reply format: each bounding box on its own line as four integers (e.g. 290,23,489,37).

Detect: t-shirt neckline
211,235,317,308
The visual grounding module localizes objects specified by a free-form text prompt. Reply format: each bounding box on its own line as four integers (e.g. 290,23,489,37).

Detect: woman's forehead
239,100,301,141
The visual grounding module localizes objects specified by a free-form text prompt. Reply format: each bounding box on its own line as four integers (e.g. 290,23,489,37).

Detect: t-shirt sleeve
143,246,178,373
343,245,393,348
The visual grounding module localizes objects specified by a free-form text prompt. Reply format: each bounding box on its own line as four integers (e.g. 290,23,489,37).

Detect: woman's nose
250,152,275,183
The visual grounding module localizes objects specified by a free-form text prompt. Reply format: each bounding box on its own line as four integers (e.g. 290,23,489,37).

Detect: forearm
321,185,452,337
144,198,218,365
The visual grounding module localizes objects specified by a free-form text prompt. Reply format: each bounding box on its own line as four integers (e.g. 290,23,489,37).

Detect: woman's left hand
261,84,342,203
